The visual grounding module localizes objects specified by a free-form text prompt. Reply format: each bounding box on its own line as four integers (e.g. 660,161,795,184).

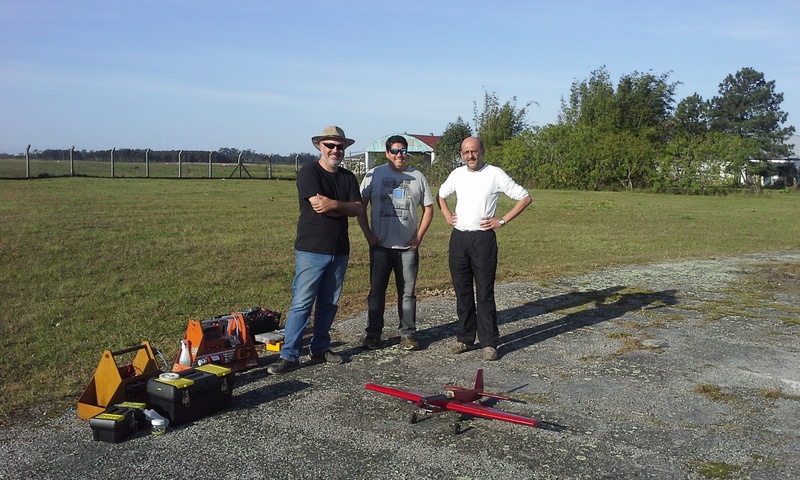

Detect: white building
359,133,440,171
761,134,799,187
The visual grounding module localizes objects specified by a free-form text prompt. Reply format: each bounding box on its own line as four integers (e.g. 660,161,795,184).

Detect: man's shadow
333,285,676,357
497,286,678,354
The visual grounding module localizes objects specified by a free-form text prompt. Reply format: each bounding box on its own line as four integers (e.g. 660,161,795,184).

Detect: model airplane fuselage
364,369,539,428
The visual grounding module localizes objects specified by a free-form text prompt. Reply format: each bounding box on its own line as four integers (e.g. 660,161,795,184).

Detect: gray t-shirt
360,164,433,248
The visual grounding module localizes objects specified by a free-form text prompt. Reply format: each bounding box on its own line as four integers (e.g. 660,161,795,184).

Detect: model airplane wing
445,401,540,427
364,383,429,403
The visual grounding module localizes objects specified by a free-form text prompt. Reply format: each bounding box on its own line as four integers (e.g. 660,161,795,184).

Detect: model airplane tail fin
474,369,484,390
472,369,510,401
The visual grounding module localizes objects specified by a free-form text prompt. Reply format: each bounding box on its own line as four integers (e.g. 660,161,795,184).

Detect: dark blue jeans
365,245,419,337
448,229,498,348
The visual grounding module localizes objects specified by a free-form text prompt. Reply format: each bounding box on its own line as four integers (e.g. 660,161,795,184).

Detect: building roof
361,133,440,153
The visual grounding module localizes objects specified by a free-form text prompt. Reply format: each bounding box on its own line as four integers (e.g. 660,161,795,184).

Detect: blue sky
2,0,798,155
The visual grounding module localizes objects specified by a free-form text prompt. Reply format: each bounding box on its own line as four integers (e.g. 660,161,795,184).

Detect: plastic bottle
151,418,166,436
144,408,169,427
179,339,192,367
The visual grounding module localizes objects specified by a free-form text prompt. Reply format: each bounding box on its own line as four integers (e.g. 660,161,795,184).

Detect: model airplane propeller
365,369,540,433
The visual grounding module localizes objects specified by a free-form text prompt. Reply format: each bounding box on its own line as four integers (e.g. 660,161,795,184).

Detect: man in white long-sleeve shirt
436,136,531,361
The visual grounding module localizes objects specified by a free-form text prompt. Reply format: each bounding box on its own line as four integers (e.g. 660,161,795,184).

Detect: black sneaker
307,350,343,365
362,335,380,350
267,358,299,374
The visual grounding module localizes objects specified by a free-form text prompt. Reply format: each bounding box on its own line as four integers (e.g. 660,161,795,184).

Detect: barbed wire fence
0,145,368,180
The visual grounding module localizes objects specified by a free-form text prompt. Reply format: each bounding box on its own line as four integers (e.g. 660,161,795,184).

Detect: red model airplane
364,369,540,432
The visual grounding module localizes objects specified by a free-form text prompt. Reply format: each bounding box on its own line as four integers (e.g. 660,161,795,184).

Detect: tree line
431,66,796,193
11,66,795,192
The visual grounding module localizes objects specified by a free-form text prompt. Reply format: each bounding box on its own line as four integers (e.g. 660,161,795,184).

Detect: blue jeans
279,250,349,362
366,246,419,337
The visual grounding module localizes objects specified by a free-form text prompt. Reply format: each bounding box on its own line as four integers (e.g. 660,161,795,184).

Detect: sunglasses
389,148,408,155
322,142,345,151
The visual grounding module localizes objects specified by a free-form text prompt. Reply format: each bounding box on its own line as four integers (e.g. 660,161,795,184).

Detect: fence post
268,154,273,179
208,151,212,178
25,144,30,178
178,150,183,178
145,148,150,178
69,146,75,176
111,148,115,178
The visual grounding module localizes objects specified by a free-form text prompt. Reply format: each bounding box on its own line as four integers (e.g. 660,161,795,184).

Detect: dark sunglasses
322,142,345,151
389,148,408,155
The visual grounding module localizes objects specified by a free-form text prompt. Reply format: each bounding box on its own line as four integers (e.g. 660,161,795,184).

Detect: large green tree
708,67,795,159
656,132,757,193
553,67,678,189
672,93,709,136
427,116,473,184
559,66,616,130
473,90,533,148
434,116,472,164
614,70,680,139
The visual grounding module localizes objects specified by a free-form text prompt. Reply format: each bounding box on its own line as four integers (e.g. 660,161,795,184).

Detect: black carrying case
146,364,234,425
89,402,146,443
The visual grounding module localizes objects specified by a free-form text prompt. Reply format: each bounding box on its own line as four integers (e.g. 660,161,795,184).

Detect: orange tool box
76,341,162,420
172,307,280,373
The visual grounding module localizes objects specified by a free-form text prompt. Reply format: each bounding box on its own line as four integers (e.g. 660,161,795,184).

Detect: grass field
1,177,799,419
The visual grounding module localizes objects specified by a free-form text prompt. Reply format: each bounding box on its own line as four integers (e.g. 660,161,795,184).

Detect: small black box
89,402,146,443
146,364,234,425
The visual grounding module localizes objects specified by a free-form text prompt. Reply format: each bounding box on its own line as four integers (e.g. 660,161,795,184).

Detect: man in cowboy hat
267,126,363,374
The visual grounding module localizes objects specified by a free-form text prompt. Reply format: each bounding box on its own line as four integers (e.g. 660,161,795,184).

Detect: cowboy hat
312,126,356,150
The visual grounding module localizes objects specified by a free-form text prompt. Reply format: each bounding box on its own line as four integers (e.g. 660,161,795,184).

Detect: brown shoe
362,335,380,350
448,342,472,354
400,335,419,351
482,346,498,361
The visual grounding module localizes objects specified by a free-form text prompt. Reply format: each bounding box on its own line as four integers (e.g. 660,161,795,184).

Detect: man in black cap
267,126,363,374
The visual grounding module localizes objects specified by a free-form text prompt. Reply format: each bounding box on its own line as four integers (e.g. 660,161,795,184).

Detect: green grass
688,460,743,479
1,178,799,418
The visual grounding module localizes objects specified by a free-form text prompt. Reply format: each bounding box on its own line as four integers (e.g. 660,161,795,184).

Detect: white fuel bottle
178,339,192,366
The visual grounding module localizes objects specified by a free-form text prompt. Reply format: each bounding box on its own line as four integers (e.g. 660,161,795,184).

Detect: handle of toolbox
110,344,148,356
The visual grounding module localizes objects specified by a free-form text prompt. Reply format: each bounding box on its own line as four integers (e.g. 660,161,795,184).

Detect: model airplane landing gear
409,412,419,424
452,422,462,435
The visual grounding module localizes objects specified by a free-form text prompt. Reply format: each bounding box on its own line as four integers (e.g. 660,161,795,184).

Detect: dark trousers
448,229,498,348
366,245,419,337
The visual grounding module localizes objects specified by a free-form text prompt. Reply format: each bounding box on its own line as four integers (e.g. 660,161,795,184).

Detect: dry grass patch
758,388,800,401
694,384,733,402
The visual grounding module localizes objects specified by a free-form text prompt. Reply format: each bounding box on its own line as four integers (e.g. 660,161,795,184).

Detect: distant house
760,134,799,187
359,133,440,171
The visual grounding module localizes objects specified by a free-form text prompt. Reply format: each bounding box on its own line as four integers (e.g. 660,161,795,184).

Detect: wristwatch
498,218,506,227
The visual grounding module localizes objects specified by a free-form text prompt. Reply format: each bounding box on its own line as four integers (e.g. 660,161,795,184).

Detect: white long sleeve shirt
438,163,529,231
